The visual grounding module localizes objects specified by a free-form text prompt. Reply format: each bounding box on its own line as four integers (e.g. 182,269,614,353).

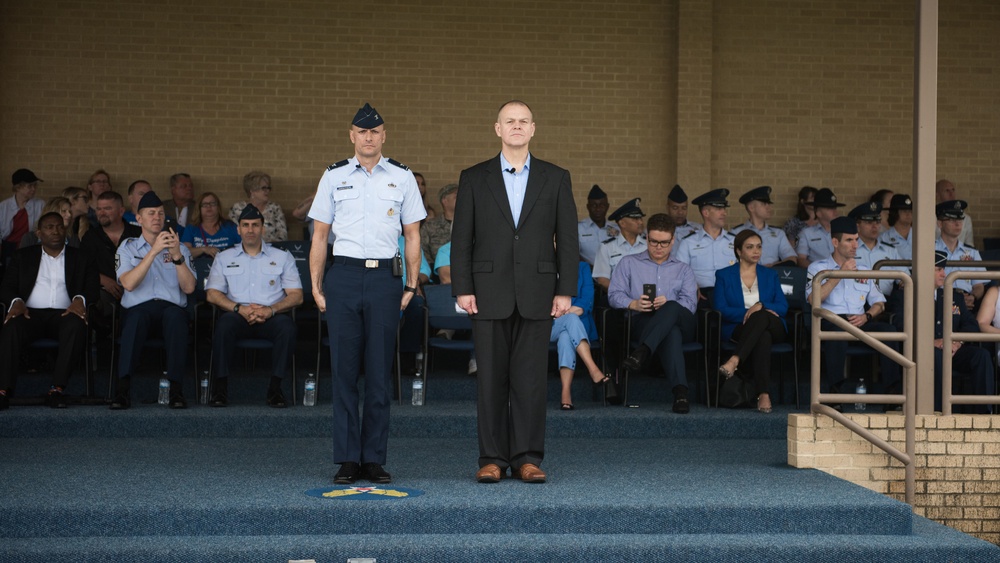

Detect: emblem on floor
305,486,424,501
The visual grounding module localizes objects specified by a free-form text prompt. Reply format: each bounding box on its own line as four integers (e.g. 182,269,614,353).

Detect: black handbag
719,373,754,408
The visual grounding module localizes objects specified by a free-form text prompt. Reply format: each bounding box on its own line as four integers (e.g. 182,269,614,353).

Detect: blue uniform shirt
935,238,987,294
796,223,834,264
673,221,701,241
856,238,904,297
879,225,912,261
608,252,698,313
116,236,196,308
673,228,736,288
309,155,426,260
731,221,796,265
592,233,646,281
578,218,619,265
805,257,886,315
206,242,302,307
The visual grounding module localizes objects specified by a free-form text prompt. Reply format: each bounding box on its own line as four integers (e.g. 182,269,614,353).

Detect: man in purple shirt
609,213,698,413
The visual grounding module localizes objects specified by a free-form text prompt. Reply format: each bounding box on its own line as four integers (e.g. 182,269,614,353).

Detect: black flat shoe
673,397,690,414
109,392,131,410
334,462,361,484
560,403,575,410
266,389,287,408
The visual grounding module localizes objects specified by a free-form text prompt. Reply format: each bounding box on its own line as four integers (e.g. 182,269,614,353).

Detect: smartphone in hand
642,283,656,302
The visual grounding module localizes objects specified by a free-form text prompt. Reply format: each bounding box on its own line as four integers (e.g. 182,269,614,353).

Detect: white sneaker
467,358,478,376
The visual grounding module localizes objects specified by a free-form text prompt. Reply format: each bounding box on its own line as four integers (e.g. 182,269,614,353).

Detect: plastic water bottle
158,374,170,405
412,375,424,406
303,373,317,407
855,378,867,412
199,371,209,405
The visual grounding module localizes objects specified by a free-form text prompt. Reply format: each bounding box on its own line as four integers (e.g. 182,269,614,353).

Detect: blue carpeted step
2,437,911,538
0,400,794,440
4,521,999,563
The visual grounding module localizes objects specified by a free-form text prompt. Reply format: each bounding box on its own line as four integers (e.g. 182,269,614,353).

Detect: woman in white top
713,230,789,413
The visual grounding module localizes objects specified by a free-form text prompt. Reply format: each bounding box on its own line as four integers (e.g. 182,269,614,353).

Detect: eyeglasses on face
647,238,673,248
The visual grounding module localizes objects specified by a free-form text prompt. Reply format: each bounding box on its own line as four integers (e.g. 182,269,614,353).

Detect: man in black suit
452,100,579,484
0,212,99,409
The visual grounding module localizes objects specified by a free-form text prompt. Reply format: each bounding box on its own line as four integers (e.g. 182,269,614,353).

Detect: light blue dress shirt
608,252,698,313
730,221,797,265
673,228,736,288
116,236,195,308
206,242,301,306
805,257,886,315
500,152,530,228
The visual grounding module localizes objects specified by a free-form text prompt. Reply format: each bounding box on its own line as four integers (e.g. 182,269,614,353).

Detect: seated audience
869,189,894,233
2,169,45,264
0,212,99,410
593,197,646,291
80,191,142,330
230,171,287,242
879,194,913,261
164,173,195,229
413,171,436,220
551,260,614,410
122,180,153,227
205,205,302,407
714,230,789,414
936,199,987,311
935,179,974,247
796,187,844,268
782,185,818,249
577,185,617,266
420,183,458,268
63,187,92,246
182,192,240,259
806,217,900,398
667,185,700,240
611,213,698,414
850,201,903,298
111,191,196,410
673,188,735,305
19,196,73,248
731,185,797,268
85,169,112,223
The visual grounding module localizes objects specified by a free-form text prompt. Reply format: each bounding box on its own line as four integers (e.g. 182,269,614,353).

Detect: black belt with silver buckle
333,256,393,269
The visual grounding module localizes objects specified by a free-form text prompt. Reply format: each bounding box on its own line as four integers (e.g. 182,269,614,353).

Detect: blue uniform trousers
211,312,296,379
325,261,402,466
118,299,189,384
934,345,995,414
630,301,696,391
819,318,900,393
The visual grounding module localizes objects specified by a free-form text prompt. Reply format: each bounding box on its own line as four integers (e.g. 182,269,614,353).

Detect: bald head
936,179,956,203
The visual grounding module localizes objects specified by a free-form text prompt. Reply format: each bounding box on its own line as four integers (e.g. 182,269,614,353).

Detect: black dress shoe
672,397,690,414
109,391,131,410
266,389,287,408
168,393,188,409
46,390,68,409
622,345,651,372
209,393,228,407
362,463,392,484
334,462,361,484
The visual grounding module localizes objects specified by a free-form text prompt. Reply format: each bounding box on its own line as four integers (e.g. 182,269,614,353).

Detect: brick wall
1,0,998,241
789,412,1000,544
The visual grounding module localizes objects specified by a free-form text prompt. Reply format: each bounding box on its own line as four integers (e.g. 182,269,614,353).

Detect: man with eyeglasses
610,213,698,413
674,188,736,306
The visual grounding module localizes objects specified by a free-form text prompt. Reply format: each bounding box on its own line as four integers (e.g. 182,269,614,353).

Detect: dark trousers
0,308,88,391
934,345,996,414
399,294,425,354
819,318,900,393
325,262,402,466
730,310,787,396
472,308,551,471
211,312,296,379
630,301,697,392
118,300,189,385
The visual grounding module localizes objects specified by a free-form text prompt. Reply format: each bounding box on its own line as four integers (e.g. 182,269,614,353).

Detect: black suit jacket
451,153,578,320
1,245,100,309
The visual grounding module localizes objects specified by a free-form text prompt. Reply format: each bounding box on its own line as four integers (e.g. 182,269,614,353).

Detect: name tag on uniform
336,185,354,191
582,233,593,237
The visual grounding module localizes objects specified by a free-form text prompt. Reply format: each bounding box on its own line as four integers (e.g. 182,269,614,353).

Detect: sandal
561,403,575,410
757,396,772,414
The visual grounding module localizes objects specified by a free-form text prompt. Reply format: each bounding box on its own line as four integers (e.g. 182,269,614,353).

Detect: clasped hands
238,303,274,325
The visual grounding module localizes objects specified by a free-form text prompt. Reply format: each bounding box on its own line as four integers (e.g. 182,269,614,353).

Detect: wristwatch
233,304,241,314
865,312,873,322
403,286,418,294
171,255,185,265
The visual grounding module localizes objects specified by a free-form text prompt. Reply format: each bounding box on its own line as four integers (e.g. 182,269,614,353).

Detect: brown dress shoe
476,464,503,483
516,463,546,483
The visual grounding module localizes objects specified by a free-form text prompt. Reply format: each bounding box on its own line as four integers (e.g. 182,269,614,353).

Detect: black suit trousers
472,308,552,471
730,310,787,396
0,308,88,390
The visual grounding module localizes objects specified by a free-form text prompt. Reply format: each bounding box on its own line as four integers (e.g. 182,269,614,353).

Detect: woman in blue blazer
550,261,611,409
713,230,788,413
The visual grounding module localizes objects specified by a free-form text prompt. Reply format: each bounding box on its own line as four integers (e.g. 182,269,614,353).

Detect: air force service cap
691,188,730,208
587,184,607,200
738,185,773,205
136,191,163,211
936,199,967,220
848,201,882,222
830,216,858,236
352,103,384,129
238,203,264,222
609,198,644,222
667,184,688,203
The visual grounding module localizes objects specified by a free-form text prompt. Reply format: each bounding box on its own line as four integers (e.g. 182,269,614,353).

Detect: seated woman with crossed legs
713,229,789,413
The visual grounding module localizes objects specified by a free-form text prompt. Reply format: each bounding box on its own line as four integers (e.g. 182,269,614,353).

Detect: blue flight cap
239,204,264,222
352,103,384,129
830,216,858,236
587,184,607,200
137,191,163,211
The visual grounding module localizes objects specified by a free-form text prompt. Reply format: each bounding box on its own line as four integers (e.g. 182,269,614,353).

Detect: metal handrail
941,270,1000,415
810,269,916,505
